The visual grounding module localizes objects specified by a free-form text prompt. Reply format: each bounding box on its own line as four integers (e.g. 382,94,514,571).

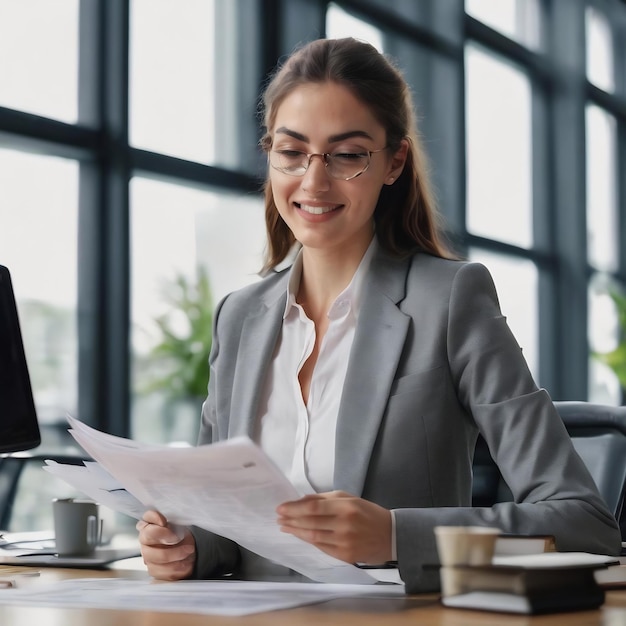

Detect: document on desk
0,578,406,616
43,416,385,585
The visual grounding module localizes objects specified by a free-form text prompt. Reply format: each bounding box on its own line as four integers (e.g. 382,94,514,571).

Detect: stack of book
440,552,618,615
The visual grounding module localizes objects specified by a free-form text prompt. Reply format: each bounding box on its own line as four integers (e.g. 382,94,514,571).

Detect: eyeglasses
268,147,387,181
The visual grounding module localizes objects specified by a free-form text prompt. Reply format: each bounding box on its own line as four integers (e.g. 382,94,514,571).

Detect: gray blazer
192,245,621,593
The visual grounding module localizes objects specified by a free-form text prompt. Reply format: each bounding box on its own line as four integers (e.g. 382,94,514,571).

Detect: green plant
593,286,626,390
143,267,214,400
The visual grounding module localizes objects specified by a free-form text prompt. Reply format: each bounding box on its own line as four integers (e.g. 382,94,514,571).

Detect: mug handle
86,515,103,547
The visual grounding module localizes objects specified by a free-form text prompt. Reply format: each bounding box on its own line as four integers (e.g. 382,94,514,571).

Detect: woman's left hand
276,490,392,565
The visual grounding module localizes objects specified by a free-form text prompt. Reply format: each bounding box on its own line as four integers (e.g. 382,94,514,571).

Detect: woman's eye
278,150,305,158
333,152,367,161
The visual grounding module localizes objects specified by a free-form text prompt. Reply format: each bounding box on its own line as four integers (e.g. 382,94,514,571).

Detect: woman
137,37,621,593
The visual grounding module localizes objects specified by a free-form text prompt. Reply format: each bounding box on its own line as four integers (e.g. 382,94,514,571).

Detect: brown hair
259,37,457,271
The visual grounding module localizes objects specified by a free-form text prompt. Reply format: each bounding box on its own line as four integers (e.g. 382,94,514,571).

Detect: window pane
586,6,614,92
466,46,533,248
466,0,541,49
0,149,79,424
130,0,216,163
586,105,618,272
0,0,79,122
588,274,622,405
326,3,383,51
469,249,539,380
130,177,266,444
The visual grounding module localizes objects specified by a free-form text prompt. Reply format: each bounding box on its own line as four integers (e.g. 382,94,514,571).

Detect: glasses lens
327,152,370,179
269,150,372,179
270,151,307,176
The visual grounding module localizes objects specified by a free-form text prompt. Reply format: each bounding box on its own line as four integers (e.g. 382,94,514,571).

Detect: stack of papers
43,416,397,585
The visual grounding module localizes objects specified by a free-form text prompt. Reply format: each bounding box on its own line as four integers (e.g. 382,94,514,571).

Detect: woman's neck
296,236,373,319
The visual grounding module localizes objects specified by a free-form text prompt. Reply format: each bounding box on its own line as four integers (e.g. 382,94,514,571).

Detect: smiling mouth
295,203,342,215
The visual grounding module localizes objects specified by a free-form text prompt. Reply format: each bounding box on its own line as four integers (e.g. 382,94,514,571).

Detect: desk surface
2,560,626,626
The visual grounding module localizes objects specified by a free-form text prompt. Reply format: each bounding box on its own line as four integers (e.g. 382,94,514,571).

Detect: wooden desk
2,562,626,626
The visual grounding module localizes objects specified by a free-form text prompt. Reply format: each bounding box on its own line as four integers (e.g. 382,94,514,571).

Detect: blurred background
0,0,625,531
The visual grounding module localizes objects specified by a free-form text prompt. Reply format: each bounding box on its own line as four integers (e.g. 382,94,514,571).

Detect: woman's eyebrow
328,130,374,143
274,127,307,141
274,127,375,143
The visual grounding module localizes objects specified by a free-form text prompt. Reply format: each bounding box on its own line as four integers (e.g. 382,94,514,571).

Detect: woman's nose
301,154,331,193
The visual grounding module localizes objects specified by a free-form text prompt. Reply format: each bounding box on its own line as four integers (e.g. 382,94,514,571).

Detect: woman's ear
385,139,409,185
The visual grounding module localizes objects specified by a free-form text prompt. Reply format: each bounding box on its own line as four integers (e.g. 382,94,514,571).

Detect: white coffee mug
52,498,103,556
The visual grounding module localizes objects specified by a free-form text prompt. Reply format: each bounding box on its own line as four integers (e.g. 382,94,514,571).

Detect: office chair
472,401,626,538
0,450,87,530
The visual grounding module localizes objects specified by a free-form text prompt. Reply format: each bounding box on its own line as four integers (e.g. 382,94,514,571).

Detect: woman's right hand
136,510,196,580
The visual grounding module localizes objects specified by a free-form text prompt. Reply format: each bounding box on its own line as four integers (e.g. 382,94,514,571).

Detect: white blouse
255,239,377,495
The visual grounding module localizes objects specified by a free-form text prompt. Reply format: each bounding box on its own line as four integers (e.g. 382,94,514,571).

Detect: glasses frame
268,147,388,181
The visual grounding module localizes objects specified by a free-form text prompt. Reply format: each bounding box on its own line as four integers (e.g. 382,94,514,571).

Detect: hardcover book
441,552,616,614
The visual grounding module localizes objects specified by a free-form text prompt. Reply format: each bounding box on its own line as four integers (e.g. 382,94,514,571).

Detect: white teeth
299,204,336,215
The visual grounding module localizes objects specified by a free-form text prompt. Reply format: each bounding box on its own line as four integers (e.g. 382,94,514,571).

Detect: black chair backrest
0,452,88,530
472,401,626,537
556,401,626,533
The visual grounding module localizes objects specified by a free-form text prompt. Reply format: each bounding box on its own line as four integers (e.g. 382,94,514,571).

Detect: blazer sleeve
394,262,622,593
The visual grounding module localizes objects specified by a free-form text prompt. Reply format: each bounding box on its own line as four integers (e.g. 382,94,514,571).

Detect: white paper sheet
43,460,146,519
43,416,393,585
0,578,406,616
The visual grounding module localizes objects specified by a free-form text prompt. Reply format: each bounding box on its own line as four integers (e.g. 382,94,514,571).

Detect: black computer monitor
0,265,41,453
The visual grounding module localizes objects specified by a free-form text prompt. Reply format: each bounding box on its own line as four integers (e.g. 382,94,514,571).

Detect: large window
465,0,542,49
0,0,264,453
0,0,79,122
1,0,625,454
586,4,615,92
465,47,533,250
323,0,625,404
586,105,618,274
0,149,79,424
584,2,623,403
130,0,216,163
130,178,265,444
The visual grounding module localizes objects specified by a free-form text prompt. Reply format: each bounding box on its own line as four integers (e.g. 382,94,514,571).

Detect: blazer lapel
228,273,288,439
334,250,411,496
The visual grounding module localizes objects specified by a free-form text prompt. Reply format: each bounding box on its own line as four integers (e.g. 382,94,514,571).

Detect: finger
139,520,185,547
277,511,334,531
276,495,331,519
277,493,355,523
140,528,196,581
136,510,187,547
279,525,352,563
279,508,358,535
142,510,168,526
278,491,349,511
141,541,196,566
280,524,335,545
143,547,196,581
136,509,168,533
169,523,188,542
279,490,352,509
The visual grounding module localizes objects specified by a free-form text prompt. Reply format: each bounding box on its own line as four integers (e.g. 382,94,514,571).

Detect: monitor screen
0,265,40,453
